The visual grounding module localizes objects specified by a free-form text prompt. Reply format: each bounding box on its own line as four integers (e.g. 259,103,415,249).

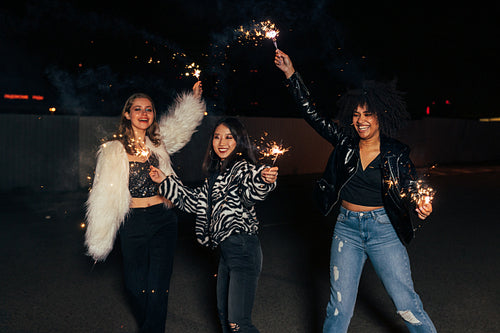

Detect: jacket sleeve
84,142,130,262
159,92,206,155
158,174,207,214
399,148,421,208
239,162,277,207
285,72,343,146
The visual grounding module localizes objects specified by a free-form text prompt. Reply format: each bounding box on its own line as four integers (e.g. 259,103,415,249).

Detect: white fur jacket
85,92,206,261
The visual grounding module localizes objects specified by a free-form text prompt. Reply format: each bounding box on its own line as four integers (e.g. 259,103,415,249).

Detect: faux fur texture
85,92,206,261
160,92,206,155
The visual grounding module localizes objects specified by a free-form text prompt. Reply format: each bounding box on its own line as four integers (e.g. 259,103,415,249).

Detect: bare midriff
342,200,383,212
130,195,173,208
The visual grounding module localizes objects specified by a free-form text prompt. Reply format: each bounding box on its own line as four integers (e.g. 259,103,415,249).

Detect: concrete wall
0,114,80,192
1,114,499,192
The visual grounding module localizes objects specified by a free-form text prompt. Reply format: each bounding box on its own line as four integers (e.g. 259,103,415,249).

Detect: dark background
0,0,497,119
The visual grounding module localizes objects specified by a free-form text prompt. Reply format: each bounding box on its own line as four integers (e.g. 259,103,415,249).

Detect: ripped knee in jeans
398,310,422,325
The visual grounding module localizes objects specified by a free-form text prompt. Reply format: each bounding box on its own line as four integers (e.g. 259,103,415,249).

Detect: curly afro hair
336,80,410,138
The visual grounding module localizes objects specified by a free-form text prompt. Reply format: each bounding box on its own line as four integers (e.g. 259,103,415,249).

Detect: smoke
1,0,200,115
199,0,367,112
1,0,370,115
44,66,84,114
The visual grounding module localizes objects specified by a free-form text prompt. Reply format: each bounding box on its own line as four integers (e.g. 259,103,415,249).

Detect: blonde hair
117,93,161,155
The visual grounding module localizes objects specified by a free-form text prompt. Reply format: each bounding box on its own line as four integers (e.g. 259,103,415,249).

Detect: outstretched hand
149,166,167,184
274,50,295,79
261,167,279,184
193,81,203,99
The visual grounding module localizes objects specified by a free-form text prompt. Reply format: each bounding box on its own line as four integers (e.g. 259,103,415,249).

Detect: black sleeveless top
340,153,384,206
129,154,160,198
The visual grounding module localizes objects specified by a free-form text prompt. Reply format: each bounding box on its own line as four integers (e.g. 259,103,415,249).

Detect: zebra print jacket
159,160,276,248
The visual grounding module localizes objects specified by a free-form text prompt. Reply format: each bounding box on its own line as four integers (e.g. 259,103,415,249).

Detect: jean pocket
375,214,391,224
337,213,346,223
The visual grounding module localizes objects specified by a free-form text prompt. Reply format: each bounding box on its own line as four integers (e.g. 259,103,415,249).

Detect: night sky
0,0,496,118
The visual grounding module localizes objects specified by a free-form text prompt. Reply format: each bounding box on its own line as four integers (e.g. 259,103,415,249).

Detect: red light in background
445,100,450,104
4,94,29,100
426,106,430,115
4,94,45,101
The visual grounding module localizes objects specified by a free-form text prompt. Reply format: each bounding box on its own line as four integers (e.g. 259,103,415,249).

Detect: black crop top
340,153,384,206
129,154,160,198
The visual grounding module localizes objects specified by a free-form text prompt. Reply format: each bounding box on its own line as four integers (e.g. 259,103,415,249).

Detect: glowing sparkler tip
265,30,278,39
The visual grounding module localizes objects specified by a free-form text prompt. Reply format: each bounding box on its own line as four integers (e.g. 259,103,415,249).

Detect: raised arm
275,50,343,146
159,82,206,155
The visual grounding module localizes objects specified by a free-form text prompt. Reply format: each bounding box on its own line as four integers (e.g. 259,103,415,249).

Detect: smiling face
124,97,155,135
352,104,380,141
212,124,237,160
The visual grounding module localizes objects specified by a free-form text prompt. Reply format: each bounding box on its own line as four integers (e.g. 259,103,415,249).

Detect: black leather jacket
286,72,419,245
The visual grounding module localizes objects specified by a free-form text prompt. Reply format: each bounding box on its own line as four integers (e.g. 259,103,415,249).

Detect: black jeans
119,204,178,333
217,233,262,333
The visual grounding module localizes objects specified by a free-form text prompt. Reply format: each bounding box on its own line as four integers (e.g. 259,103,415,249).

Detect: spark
261,20,279,49
409,180,436,205
234,20,280,48
256,132,290,166
185,62,201,80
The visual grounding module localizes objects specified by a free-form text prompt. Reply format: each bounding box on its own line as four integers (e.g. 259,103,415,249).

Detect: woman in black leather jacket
275,50,436,333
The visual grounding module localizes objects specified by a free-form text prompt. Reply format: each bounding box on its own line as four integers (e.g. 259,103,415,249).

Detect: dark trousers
217,233,262,333
119,204,178,333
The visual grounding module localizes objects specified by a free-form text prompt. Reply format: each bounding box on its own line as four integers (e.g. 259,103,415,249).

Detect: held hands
149,166,167,184
416,201,433,220
261,167,279,184
274,50,295,79
192,81,203,99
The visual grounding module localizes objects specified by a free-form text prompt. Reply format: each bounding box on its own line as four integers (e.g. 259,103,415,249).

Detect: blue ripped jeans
323,206,436,333
217,233,262,333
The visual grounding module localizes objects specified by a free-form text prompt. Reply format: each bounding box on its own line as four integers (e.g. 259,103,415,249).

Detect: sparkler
261,20,279,49
256,132,290,166
129,138,151,166
137,146,151,166
234,20,280,49
409,180,436,205
90,259,98,272
185,62,201,80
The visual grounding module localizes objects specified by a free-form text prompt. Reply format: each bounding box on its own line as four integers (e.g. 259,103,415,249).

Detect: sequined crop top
129,154,160,198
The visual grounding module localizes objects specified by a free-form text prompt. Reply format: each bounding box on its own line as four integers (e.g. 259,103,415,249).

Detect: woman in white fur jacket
85,82,205,333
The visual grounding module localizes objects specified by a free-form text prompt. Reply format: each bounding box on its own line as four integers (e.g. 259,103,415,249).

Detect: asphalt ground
0,164,498,333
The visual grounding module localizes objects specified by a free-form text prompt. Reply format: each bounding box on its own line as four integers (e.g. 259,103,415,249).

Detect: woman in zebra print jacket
150,117,278,333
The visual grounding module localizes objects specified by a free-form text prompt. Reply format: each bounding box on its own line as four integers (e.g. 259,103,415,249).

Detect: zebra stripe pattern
159,160,276,247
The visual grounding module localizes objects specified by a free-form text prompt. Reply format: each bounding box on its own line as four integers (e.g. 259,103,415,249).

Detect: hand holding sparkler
193,80,203,99
409,180,435,220
261,166,278,184
416,201,432,220
274,50,295,79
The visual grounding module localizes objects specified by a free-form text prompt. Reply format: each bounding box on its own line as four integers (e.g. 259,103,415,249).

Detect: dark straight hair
202,117,257,175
